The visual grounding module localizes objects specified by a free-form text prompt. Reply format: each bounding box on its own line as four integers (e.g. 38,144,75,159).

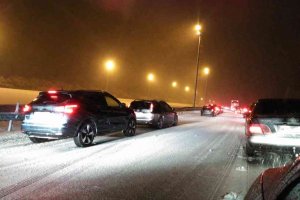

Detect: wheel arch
74,117,98,137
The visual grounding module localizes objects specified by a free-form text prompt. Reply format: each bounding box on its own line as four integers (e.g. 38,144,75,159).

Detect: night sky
0,0,299,105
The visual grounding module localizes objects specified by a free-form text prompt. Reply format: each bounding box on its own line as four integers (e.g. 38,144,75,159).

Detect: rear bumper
136,119,156,125
21,123,76,139
135,112,157,125
201,110,214,116
248,135,300,153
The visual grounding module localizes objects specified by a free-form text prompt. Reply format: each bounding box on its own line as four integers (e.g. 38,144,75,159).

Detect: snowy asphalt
0,111,278,199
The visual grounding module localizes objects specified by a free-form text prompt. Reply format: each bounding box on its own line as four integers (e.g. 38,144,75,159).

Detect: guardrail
0,103,23,131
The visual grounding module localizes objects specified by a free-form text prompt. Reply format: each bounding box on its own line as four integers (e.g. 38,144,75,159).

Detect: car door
85,93,112,134
162,101,175,126
165,102,176,125
159,101,170,126
104,94,128,131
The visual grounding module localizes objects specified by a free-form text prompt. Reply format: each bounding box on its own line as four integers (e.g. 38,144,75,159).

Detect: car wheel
245,141,255,157
173,115,178,126
74,121,96,147
157,117,164,129
123,118,136,136
29,137,49,143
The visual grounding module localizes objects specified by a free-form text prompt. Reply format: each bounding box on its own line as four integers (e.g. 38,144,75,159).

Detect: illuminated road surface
0,112,277,199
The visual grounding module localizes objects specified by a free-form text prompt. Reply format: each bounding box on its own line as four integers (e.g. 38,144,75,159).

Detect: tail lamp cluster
249,124,271,135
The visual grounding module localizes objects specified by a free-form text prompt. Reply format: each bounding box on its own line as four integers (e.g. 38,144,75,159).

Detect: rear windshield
32,93,71,104
253,100,300,116
130,101,152,109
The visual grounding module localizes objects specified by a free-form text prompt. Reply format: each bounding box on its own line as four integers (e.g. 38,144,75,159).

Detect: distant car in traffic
129,100,178,129
201,104,219,117
244,98,300,156
245,156,300,200
21,90,136,147
242,103,255,118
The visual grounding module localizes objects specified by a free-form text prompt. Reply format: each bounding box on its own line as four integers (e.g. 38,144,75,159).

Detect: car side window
159,102,166,112
165,102,173,112
105,95,120,108
160,101,172,112
279,178,300,200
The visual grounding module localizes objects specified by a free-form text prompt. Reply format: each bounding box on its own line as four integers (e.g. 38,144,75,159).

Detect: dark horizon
0,0,299,106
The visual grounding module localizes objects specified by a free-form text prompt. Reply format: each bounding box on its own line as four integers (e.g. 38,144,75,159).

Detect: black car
129,100,178,129
244,99,300,156
21,90,136,147
201,104,218,117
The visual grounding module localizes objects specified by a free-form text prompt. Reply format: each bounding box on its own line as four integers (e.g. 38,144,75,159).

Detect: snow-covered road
0,112,277,199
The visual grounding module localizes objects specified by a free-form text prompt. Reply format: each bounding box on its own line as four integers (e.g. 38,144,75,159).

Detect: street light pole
203,67,210,104
193,25,202,107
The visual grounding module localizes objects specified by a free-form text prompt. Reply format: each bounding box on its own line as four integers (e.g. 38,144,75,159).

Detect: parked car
244,98,300,156
21,90,136,147
245,156,300,200
201,104,218,117
129,100,178,129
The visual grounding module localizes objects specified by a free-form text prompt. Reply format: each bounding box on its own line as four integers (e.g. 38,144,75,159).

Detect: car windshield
130,101,152,110
32,93,71,104
1,1,300,199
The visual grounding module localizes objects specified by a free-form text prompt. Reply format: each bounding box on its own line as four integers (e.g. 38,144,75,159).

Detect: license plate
30,112,63,124
278,126,300,135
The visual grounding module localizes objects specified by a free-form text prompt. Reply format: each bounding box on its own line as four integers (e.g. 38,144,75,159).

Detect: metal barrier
0,103,24,131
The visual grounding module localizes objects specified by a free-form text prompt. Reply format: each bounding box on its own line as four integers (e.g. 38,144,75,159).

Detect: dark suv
21,90,136,147
245,99,300,156
129,100,178,129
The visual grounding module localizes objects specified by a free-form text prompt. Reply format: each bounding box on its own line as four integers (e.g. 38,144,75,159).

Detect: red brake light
249,124,271,135
23,105,31,112
150,103,154,112
54,104,78,114
50,95,58,99
48,90,57,94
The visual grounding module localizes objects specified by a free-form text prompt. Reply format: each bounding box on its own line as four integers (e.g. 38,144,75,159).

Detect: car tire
245,141,255,157
123,118,136,137
157,117,164,129
29,137,49,143
74,120,96,147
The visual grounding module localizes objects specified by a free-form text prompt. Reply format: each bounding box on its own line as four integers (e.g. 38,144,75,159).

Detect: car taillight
150,103,154,112
249,124,271,135
23,105,31,112
54,104,78,114
48,90,57,94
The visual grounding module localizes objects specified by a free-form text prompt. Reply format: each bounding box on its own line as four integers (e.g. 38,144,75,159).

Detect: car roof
131,99,162,103
39,90,110,95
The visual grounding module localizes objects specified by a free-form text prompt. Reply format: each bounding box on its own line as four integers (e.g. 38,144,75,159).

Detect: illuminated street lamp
203,67,210,75
203,67,210,104
193,23,202,107
172,81,177,88
185,86,190,92
195,24,202,35
105,60,115,72
104,59,116,90
147,73,155,82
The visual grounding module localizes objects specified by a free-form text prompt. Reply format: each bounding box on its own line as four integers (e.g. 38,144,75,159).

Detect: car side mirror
120,103,126,108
